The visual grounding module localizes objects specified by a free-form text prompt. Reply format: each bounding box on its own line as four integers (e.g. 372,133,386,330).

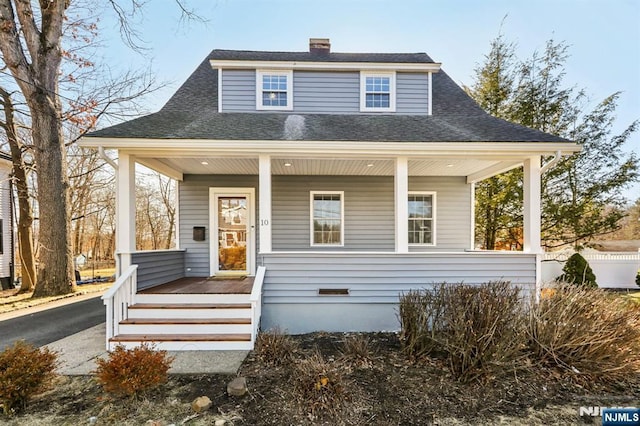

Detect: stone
227,377,248,397
191,396,212,413
214,420,226,426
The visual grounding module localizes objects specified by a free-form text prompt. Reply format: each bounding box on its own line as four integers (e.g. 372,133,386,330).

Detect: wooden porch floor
139,277,254,294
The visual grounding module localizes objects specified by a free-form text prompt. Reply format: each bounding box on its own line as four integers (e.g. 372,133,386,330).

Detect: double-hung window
256,70,293,111
360,71,396,112
408,192,436,245
310,191,344,246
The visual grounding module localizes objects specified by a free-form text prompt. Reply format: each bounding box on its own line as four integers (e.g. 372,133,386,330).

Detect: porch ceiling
151,157,506,177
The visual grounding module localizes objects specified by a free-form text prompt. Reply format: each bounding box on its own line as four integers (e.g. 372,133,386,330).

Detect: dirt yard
3,332,639,425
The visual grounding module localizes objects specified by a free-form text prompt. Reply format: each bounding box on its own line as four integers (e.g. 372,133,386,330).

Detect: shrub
528,284,640,384
399,281,527,382
635,269,640,288
0,341,58,415
292,350,349,417
559,252,597,287
254,328,299,366
339,334,376,369
94,344,174,398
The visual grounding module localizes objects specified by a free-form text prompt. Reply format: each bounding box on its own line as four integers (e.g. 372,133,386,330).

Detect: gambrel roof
88,49,569,143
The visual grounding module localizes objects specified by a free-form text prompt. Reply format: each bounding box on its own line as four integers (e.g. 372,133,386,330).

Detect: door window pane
218,197,247,270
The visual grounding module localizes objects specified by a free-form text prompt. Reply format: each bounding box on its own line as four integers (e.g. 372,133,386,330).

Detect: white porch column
259,154,272,253
115,152,136,276
395,157,409,253
523,156,542,253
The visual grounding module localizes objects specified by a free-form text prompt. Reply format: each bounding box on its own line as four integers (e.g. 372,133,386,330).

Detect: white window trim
360,71,396,112
310,191,345,247
256,69,293,111
408,191,436,247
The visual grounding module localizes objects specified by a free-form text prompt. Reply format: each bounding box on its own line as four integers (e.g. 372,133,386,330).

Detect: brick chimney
309,38,331,55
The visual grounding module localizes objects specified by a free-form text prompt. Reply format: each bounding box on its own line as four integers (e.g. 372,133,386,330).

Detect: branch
0,0,36,97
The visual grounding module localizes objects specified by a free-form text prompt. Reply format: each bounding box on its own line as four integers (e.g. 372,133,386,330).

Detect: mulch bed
6,332,640,425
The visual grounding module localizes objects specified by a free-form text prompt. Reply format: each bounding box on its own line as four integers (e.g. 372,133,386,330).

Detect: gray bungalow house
80,38,579,351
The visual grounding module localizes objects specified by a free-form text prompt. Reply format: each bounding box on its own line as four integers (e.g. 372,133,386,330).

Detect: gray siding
293,72,360,113
409,176,471,251
221,70,256,112
221,70,429,114
132,250,185,290
260,252,536,304
272,176,395,251
396,73,429,114
260,252,537,333
179,175,259,277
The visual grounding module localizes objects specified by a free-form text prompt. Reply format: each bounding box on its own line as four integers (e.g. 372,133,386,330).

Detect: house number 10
260,219,269,226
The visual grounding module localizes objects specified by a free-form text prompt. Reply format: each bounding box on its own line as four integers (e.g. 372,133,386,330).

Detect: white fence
542,251,640,289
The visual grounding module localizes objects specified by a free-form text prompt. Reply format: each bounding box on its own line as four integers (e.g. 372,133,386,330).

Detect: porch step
108,333,252,351
128,303,251,319
120,318,251,325
118,317,252,334
110,333,251,342
135,293,251,304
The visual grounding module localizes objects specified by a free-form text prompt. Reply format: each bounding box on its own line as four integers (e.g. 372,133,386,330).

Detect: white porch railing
102,264,138,350
250,266,266,345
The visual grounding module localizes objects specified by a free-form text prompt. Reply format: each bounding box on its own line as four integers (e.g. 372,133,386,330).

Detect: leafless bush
254,328,299,366
399,281,528,382
339,334,377,369
528,284,640,384
292,350,349,417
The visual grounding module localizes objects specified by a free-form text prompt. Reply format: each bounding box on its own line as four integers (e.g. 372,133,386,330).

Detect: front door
210,188,255,276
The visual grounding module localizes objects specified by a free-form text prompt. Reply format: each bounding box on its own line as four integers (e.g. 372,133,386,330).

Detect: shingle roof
88,50,570,143
209,49,436,63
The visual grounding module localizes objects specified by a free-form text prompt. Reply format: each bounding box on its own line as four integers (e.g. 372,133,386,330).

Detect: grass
78,267,115,280
0,282,112,315
623,291,640,304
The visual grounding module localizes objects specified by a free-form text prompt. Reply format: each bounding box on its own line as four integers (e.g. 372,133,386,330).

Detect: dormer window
256,70,293,111
360,71,396,112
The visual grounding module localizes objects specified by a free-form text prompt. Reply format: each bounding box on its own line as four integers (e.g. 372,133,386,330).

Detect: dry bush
292,350,349,417
399,281,527,382
339,334,377,369
254,328,299,366
94,344,174,398
0,341,58,415
528,284,640,384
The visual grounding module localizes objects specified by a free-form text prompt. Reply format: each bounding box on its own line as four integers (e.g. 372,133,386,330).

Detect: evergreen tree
468,35,639,250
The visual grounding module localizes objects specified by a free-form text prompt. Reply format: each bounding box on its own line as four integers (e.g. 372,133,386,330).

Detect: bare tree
0,0,75,297
0,87,36,292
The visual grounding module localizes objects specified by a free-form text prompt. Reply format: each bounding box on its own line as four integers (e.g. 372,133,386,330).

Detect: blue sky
100,0,640,199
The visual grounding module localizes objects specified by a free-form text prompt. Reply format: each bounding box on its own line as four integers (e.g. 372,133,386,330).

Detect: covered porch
106,140,553,277
81,138,577,343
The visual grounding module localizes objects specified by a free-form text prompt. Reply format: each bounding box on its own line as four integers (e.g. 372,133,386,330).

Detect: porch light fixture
284,162,292,167
201,161,209,165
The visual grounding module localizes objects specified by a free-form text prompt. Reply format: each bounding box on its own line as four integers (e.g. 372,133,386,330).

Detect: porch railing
250,266,266,345
102,264,138,350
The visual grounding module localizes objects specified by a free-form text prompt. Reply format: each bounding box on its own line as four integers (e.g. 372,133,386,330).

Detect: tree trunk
31,100,75,297
0,88,37,293
10,148,37,293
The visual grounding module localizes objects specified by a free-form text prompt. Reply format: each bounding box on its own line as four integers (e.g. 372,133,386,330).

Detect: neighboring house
0,153,14,290
80,38,580,350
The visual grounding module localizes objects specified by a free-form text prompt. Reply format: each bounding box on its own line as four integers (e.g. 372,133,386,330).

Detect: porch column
523,156,542,253
115,151,136,276
395,157,409,253
259,154,272,253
